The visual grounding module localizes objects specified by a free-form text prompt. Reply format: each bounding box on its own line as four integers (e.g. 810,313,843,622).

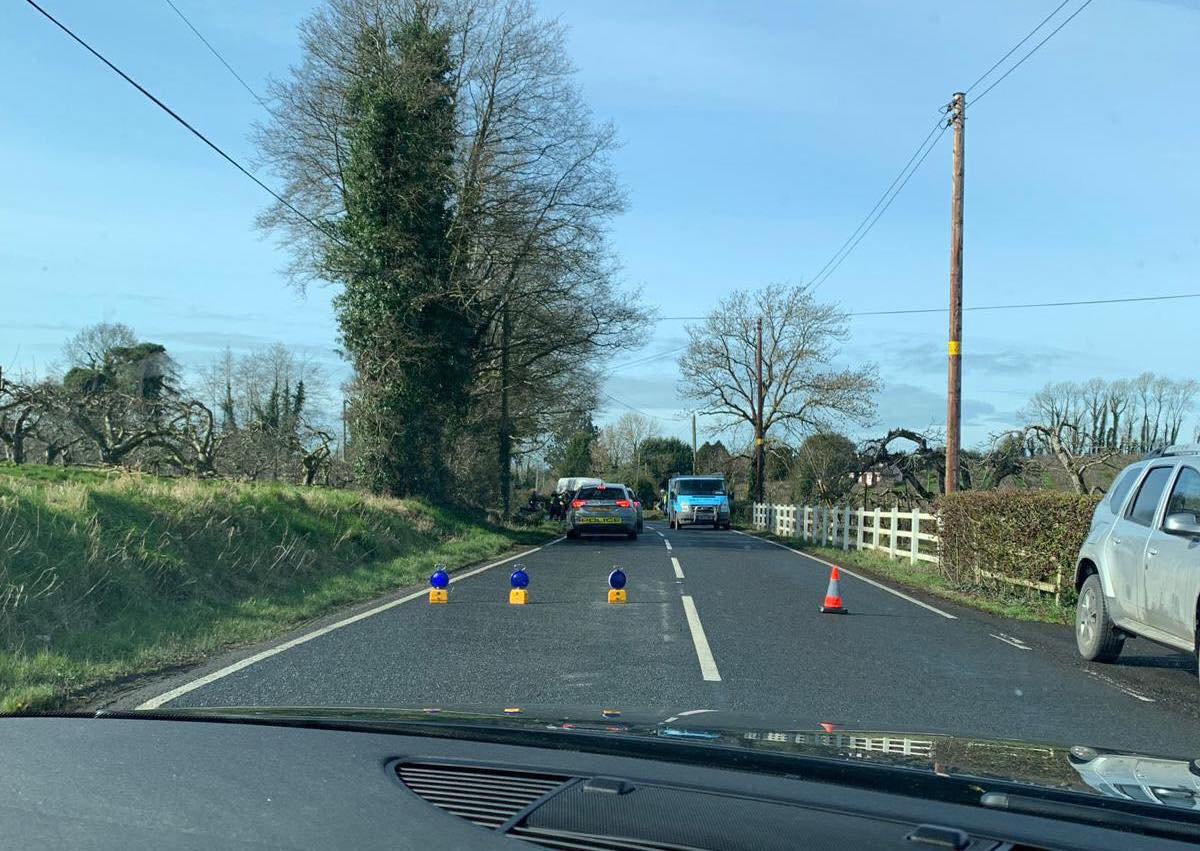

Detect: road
126,523,1200,756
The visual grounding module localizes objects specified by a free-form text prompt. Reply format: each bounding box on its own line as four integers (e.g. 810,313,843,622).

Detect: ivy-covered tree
328,10,474,498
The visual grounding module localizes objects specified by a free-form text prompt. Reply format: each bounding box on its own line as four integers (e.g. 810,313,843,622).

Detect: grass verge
737,528,1073,626
0,464,556,712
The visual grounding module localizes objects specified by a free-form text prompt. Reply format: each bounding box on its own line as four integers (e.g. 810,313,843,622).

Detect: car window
1107,466,1141,516
577,486,619,501
1114,783,1156,803
1126,466,1173,527
1164,467,1200,521
676,479,726,495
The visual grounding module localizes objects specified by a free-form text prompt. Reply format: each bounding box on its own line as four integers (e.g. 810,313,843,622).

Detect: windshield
576,486,624,501
4,0,1199,814
676,480,726,496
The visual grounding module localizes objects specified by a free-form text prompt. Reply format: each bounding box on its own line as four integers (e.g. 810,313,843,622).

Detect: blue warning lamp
510,568,530,589
430,567,449,589
608,569,627,590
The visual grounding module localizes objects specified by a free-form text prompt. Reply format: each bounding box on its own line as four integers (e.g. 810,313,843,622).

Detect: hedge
937,490,1100,597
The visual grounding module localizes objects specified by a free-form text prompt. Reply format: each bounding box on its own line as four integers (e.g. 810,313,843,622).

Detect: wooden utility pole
692,412,698,474
754,316,765,503
945,91,965,493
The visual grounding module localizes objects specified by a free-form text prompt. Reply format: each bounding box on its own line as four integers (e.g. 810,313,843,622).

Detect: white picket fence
751,503,938,566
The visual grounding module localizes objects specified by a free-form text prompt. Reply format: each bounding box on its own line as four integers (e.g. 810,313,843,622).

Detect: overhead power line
964,0,1073,95
599,391,678,422
604,340,691,374
654,292,1200,322
23,0,341,250
807,116,946,291
163,0,270,110
971,0,1097,105
810,122,949,292
850,291,1200,317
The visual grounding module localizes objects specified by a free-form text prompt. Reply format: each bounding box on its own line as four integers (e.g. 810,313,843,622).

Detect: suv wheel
1076,574,1124,663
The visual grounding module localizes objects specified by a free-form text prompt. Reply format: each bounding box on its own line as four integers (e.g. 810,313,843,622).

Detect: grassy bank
738,528,1073,625
0,465,554,712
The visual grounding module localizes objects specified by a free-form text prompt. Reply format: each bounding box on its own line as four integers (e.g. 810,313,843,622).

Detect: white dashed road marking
681,595,721,682
990,633,1031,651
664,539,673,552
671,557,684,579
1086,670,1156,703
136,542,559,710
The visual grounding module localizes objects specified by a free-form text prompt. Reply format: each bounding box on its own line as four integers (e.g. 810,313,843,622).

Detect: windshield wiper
981,791,1200,843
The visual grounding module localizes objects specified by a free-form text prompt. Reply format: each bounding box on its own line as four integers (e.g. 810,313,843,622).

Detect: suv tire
1076,573,1124,663
627,530,638,541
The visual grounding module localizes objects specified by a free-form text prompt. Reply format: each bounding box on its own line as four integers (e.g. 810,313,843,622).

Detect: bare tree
61,322,137,371
792,432,857,504
678,283,879,452
1025,382,1085,454
300,428,335,485
198,344,331,436
610,411,657,477
1081,378,1109,453
150,400,224,476
1012,380,1124,493
1165,379,1197,445
1106,379,1130,451
859,428,947,502
0,376,43,464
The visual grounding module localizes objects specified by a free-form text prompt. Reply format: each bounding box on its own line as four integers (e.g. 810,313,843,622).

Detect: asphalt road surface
127,523,1200,756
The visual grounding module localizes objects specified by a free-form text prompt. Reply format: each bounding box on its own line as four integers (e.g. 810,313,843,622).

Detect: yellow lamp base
607,589,627,604
428,589,448,604
509,589,529,605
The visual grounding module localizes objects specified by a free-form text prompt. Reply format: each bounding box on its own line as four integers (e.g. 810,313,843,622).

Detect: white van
555,476,602,495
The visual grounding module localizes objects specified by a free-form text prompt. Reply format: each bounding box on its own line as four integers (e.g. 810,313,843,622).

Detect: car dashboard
0,716,1195,850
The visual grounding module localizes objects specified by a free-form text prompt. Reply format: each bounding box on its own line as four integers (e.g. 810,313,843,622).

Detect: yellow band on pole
755,438,764,445
948,340,961,356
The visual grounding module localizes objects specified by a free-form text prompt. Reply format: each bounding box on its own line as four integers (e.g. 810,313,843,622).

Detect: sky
2,0,1199,450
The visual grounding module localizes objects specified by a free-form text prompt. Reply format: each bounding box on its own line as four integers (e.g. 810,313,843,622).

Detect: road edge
93,537,562,712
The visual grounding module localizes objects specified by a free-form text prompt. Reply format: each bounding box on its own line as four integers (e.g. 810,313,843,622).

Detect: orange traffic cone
820,566,848,614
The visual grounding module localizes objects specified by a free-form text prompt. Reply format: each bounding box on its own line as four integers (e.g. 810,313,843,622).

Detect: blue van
667,474,730,530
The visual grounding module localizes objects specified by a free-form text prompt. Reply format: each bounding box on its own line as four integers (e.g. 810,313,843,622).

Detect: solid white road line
990,632,1031,651
671,557,684,579
732,530,956,620
680,595,721,682
136,542,559,710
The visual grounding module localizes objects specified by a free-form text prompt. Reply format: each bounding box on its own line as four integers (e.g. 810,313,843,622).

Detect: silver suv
565,483,639,540
1075,446,1200,678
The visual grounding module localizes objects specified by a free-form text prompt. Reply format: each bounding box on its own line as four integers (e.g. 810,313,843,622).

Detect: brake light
615,499,631,508
571,499,585,509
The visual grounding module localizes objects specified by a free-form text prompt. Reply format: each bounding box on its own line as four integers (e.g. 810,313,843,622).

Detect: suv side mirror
1163,512,1200,537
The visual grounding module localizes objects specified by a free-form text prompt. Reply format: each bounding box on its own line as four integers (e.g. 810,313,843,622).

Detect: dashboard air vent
396,762,572,830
